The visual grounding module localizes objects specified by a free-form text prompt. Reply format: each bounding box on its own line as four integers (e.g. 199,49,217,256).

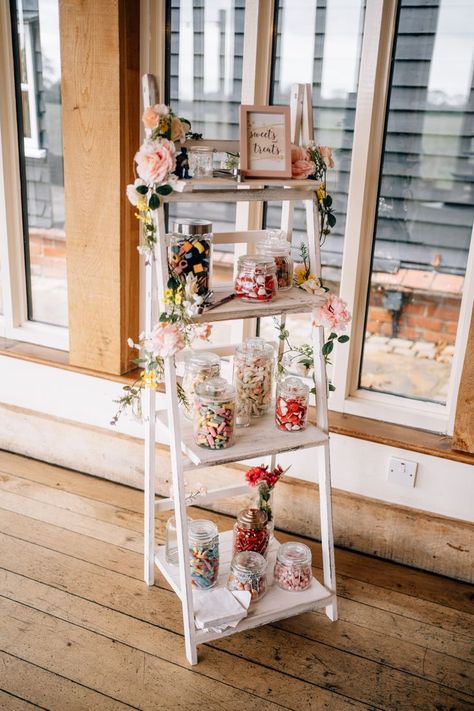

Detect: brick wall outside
28,229,66,279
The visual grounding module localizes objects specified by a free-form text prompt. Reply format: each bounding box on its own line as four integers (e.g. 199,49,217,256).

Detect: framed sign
240,105,292,178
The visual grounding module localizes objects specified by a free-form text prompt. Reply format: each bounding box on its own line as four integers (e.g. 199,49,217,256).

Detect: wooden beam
60,0,140,374
453,309,474,453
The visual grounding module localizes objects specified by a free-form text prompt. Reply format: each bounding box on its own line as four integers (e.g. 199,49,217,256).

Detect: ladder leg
144,388,155,585
318,442,338,620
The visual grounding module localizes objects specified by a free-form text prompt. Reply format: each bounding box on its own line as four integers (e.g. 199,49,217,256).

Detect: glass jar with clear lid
188,146,214,177
182,351,220,419
227,550,267,602
273,541,312,592
189,519,219,589
256,230,294,291
165,515,193,565
168,219,213,296
234,256,277,302
194,377,236,449
233,507,270,558
234,337,274,418
275,377,309,432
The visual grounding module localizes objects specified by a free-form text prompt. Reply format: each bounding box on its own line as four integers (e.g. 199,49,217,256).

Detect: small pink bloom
134,138,176,185
194,322,212,341
312,294,351,334
291,144,315,180
150,322,184,358
142,104,170,129
319,145,335,169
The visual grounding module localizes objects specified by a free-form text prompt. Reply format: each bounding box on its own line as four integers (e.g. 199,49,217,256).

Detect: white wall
0,354,472,523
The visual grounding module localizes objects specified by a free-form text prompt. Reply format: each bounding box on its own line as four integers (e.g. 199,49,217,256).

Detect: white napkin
193,587,251,632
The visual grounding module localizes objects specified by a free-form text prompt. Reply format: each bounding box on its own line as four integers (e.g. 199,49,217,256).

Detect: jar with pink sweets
193,377,235,449
275,377,309,432
274,541,312,592
234,256,277,302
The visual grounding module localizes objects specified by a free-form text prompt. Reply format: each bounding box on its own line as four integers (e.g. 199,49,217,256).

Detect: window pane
360,0,474,404
13,0,67,328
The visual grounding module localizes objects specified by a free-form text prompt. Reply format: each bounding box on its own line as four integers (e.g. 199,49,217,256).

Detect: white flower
183,300,199,317
300,276,327,296
193,295,204,306
126,178,147,206
184,273,199,300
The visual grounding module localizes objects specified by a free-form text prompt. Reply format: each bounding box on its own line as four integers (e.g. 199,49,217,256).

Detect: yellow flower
174,292,183,305
163,288,174,305
317,186,326,202
293,262,308,286
141,370,158,390
137,197,148,211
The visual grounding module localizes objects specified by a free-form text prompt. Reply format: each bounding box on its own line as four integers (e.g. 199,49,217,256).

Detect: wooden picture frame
240,105,292,178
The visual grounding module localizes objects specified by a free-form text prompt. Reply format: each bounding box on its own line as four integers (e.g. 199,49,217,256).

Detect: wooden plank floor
0,450,473,711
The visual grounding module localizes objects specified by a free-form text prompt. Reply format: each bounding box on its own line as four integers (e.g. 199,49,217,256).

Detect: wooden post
453,309,474,453
60,0,140,373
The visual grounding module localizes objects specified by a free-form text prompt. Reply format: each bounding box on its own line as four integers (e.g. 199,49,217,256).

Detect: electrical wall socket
387,457,417,488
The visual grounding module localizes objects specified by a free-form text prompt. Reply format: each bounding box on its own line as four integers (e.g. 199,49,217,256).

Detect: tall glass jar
168,219,213,296
227,551,267,602
233,507,270,558
165,515,193,565
188,146,214,177
274,541,312,592
275,377,309,432
189,519,219,589
256,231,294,291
234,256,277,302
194,377,236,449
234,337,274,418
182,351,220,419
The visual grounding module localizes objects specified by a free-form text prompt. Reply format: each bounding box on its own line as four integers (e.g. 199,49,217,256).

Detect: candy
275,394,308,431
182,354,220,420
168,235,212,295
233,525,269,557
227,571,266,601
274,255,293,289
234,338,274,419
274,560,312,591
189,536,219,589
234,256,276,303
194,398,235,449
227,551,267,602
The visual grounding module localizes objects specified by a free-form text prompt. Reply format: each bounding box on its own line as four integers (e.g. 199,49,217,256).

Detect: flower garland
291,143,336,240
245,464,289,521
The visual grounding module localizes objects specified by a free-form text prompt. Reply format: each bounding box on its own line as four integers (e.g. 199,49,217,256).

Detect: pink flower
142,104,170,130
312,294,351,333
134,138,176,185
291,144,315,180
149,322,184,358
194,323,212,341
319,145,334,169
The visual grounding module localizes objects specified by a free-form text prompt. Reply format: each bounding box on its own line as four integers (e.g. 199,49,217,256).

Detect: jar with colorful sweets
256,231,293,291
188,519,219,589
275,377,309,432
274,541,312,592
234,256,276,303
234,337,274,418
227,551,267,602
182,351,220,419
193,377,236,449
168,219,213,296
233,507,270,558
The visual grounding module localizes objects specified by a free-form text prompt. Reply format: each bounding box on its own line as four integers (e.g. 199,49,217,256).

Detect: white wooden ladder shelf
141,76,337,665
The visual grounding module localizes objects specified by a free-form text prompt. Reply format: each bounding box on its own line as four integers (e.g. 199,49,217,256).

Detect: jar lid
172,218,213,236
195,376,235,400
276,541,312,567
237,255,276,269
279,376,310,398
185,351,220,370
188,519,218,541
256,230,291,256
236,507,268,530
232,550,267,574
235,337,274,359
189,146,214,153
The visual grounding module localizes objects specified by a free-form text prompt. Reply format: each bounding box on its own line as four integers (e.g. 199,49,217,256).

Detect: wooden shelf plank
173,176,321,192
164,187,319,203
157,411,328,469
194,286,326,324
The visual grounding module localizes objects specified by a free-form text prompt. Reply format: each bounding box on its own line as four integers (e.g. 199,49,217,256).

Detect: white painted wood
172,177,319,192
302,83,314,144
143,255,156,585
165,187,319,203
212,230,270,245
154,484,252,513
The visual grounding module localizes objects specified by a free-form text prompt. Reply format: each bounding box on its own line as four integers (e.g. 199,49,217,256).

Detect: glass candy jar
168,219,213,296
256,231,293,291
189,519,219,589
234,337,274,418
227,551,267,602
182,351,220,419
233,507,270,558
274,541,312,592
188,146,214,177
234,256,276,303
275,377,309,432
194,377,236,449
165,515,193,565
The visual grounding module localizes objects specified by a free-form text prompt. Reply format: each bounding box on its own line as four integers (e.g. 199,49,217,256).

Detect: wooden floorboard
0,451,473,710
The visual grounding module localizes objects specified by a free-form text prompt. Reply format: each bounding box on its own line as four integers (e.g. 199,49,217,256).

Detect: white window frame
0,0,68,350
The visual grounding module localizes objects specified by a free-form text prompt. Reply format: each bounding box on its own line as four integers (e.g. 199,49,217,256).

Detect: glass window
359,0,474,405
12,0,67,328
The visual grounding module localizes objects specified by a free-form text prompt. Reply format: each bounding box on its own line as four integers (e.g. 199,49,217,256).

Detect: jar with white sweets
227,550,267,602
274,541,312,592
234,337,274,418
182,351,220,419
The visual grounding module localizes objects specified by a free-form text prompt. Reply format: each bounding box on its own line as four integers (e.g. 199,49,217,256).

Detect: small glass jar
233,507,270,558
234,256,277,303
189,519,219,589
227,551,267,602
256,231,294,291
168,219,213,296
189,146,214,177
194,377,236,449
182,351,220,419
234,337,274,418
274,541,312,592
165,515,193,565
275,377,309,432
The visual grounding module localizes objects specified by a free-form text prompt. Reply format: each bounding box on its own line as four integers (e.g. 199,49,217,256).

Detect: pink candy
274,561,312,591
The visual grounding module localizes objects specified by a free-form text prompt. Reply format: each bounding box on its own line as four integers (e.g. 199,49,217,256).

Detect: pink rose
134,138,176,185
291,144,315,180
142,104,170,130
319,145,334,169
312,294,351,333
150,322,184,358
194,323,212,341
